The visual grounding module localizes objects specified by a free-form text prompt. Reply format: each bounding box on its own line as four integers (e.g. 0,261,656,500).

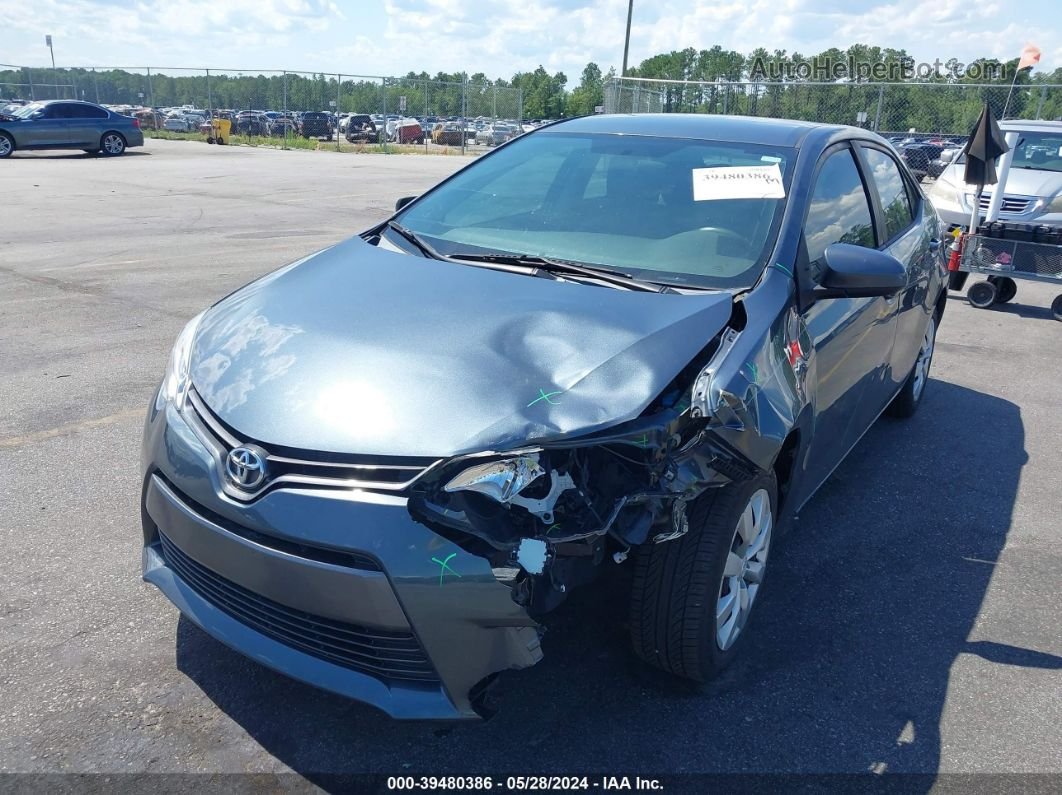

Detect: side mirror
813,243,907,299
394,196,416,211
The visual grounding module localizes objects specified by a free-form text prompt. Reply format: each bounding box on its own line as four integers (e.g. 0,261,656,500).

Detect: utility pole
621,0,634,77
45,35,58,98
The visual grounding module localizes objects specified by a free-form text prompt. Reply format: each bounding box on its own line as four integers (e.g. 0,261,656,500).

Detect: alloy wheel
103,134,125,155
0,135,12,157
716,488,773,651
912,316,936,400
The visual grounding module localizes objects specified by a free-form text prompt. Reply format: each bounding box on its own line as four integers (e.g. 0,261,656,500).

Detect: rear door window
78,105,108,119
863,148,915,243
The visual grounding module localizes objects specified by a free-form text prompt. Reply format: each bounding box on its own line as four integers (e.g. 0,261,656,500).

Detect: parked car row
886,134,968,182
335,112,547,145
1,96,545,147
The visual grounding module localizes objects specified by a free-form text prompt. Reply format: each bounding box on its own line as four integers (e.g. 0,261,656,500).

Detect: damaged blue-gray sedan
141,114,947,719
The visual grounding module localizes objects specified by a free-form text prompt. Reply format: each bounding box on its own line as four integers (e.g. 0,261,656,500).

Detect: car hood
190,237,733,457
945,163,1062,197
983,166,1062,198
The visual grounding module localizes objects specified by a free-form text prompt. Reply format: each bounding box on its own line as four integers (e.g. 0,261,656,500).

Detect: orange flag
1017,44,1041,71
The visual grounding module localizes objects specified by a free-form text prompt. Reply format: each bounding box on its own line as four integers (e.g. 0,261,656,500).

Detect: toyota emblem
226,445,268,490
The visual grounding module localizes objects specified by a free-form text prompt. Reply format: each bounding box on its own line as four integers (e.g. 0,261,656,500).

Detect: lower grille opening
159,532,439,684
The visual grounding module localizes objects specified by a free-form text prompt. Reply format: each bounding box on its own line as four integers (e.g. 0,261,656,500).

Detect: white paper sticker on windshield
692,165,785,201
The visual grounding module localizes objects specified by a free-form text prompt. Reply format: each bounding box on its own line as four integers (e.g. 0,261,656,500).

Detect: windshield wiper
383,220,445,260
382,225,671,293
446,251,670,293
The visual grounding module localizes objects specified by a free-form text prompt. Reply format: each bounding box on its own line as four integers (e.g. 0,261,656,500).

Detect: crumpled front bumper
140,401,541,720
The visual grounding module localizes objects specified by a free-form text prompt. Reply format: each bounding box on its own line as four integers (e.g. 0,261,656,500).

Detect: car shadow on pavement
8,151,151,160
176,380,1026,786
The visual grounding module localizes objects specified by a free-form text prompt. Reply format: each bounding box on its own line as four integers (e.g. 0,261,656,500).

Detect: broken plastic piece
516,538,548,575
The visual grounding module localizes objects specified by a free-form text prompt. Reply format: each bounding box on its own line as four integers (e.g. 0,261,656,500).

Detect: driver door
22,103,67,147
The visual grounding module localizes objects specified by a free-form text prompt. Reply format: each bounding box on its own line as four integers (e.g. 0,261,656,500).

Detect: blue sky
3,0,1057,81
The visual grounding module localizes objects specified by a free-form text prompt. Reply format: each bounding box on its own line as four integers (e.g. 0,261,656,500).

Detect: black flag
962,102,1009,186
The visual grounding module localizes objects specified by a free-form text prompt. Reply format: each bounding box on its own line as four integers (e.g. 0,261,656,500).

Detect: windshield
393,131,793,289
954,131,1062,174
11,103,44,119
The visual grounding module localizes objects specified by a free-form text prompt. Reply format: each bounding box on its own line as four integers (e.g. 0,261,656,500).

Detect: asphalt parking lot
1,139,1060,787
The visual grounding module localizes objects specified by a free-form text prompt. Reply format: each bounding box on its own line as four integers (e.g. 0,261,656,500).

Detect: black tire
100,131,126,156
0,132,14,158
886,314,937,418
629,470,778,681
967,280,997,308
988,276,1017,304
1052,295,1062,322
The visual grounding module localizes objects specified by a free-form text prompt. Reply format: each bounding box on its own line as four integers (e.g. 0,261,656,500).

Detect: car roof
545,113,837,147
1000,120,1062,133
39,99,103,107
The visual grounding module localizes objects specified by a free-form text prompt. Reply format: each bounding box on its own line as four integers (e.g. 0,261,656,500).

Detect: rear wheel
630,471,777,680
100,132,126,156
967,280,997,308
0,132,14,158
886,315,936,418
1052,295,1062,322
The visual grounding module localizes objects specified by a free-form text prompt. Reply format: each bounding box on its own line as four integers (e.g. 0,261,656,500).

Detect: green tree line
2,42,1059,130
620,45,1062,131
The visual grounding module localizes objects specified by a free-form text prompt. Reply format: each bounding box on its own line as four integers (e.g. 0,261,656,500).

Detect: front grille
155,473,380,571
159,532,439,683
184,388,441,499
976,194,1032,214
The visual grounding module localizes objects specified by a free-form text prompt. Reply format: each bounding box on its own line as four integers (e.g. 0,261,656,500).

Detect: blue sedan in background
0,99,144,158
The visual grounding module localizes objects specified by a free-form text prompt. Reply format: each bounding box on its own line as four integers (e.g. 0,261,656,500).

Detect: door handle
928,238,941,251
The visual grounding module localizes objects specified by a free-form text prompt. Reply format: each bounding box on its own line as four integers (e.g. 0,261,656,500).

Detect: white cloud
1,0,1056,81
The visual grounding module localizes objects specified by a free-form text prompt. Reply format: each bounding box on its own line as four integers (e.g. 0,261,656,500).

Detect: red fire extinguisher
946,229,968,290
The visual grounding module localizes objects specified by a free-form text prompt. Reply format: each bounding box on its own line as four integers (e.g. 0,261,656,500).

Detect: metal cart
959,233,1062,320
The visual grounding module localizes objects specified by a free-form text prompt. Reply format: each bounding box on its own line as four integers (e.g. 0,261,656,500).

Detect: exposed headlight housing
155,311,205,412
444,454,545,503
1046,194,1062,214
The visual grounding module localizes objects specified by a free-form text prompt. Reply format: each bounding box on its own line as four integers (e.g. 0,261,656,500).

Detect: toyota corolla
141,114,947,719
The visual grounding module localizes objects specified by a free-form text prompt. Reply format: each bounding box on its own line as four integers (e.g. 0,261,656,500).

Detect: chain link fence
605,77,1062,136
0,65,523,151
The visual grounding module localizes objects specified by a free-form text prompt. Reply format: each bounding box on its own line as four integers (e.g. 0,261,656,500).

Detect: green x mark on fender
431,552,461,586
527,388,563,408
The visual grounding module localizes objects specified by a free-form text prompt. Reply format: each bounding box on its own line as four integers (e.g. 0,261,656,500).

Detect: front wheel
967,280,997,308
629,472,777,681
0,132,14,158
100,132,126,156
